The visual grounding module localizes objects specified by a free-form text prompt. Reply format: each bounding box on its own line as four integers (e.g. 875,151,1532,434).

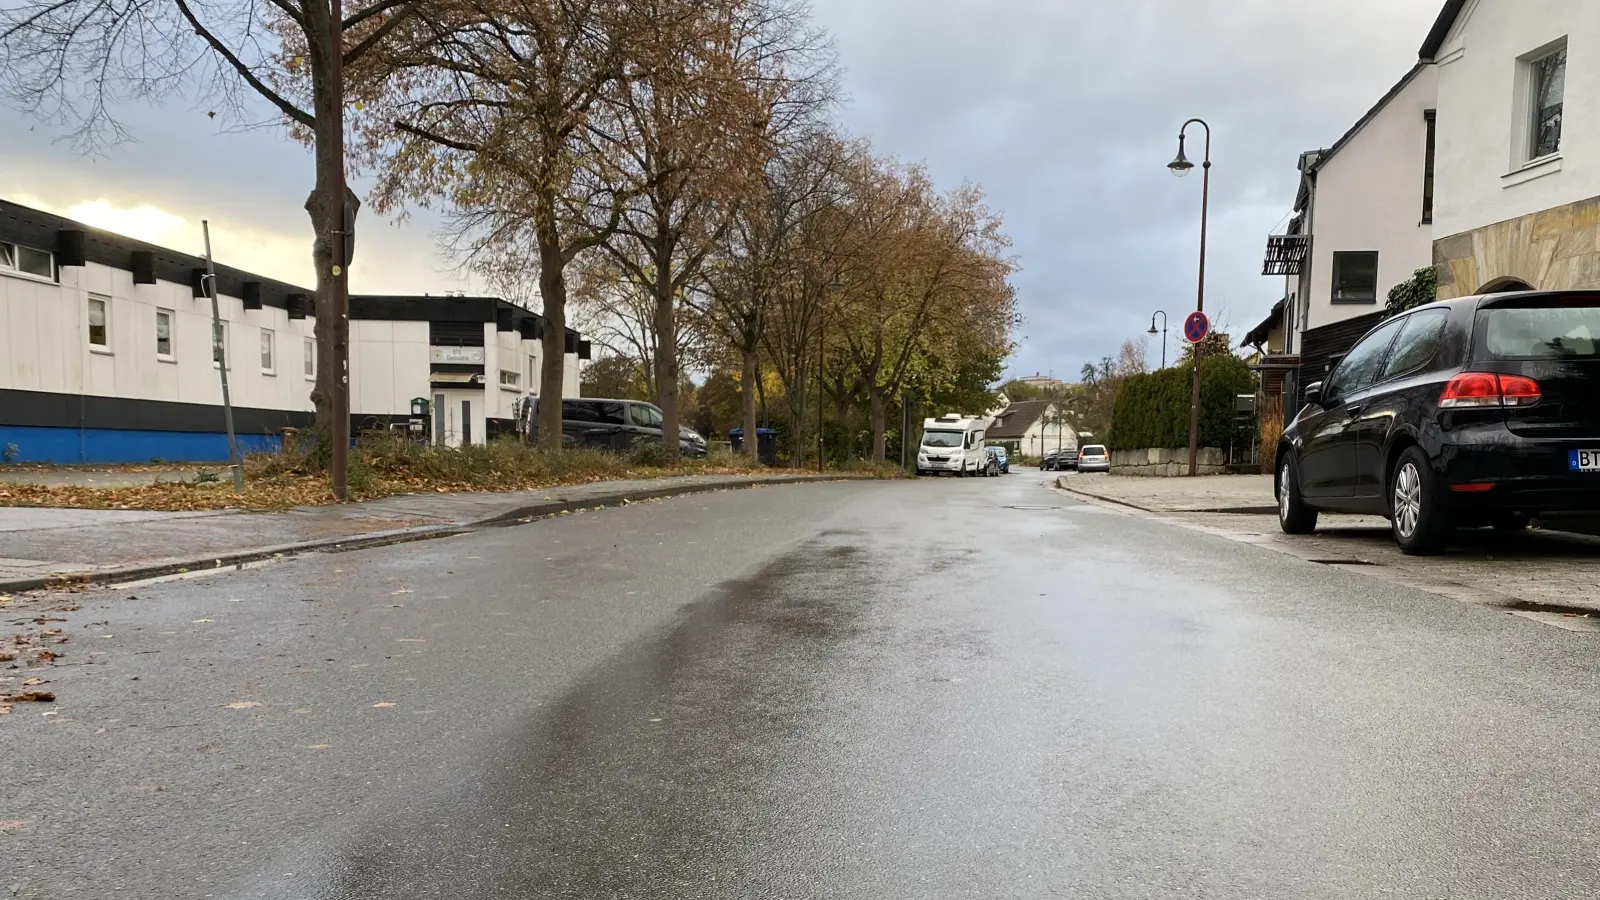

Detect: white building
1426,0,1600,298
0,199,585,462
985,400,1078,458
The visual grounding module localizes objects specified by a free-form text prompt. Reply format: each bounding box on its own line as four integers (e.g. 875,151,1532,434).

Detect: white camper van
916,414,992,477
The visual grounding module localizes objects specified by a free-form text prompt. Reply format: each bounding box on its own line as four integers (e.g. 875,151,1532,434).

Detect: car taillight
1439,372,1541,409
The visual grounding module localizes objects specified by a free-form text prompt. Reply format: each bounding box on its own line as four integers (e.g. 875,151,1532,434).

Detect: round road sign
1183,310,1210,344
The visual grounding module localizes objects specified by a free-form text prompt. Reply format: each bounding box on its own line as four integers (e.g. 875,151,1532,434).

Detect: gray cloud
814,0,1443,377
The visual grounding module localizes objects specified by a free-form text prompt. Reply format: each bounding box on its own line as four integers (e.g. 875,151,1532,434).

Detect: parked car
680,425,708,459
1040,450,1061,471
1059,448,1080,471
986,446,1010,475
519,398,705,457
1077,444,1110,473
1276,291,1600,554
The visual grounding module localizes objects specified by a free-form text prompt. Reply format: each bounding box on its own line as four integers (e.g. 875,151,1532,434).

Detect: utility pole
202,221,243,494
328,0,351,500
1168,118,1212,477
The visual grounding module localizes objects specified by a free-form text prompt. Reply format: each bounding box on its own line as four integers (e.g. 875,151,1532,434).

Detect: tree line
1,0,1018,464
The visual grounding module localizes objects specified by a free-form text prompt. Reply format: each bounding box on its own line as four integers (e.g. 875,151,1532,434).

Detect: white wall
1,256,316,415
1434,0,1600,239
351,319,429,417
1305,65,1438,333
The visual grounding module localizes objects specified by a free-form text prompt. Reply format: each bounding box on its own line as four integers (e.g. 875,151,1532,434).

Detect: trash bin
728,427,779,466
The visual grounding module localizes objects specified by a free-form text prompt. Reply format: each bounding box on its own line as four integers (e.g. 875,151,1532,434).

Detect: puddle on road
1496,599,1600,633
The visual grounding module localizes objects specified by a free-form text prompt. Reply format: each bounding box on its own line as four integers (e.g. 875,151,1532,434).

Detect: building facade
986,400,1078,458
0,200,585,462
1426,0,1600,299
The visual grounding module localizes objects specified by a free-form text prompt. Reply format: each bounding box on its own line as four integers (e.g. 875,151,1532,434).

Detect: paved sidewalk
0,467,208,488
1056,471,1277,513
0,472,851,591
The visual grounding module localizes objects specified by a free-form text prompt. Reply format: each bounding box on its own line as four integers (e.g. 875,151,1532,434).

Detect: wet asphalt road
10,473,1600,898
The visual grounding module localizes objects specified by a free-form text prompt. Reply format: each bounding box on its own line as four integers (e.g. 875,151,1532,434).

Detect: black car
1276,291,1600,554
519,397,707,457
1040,450,1060,471
1060,448,1080,471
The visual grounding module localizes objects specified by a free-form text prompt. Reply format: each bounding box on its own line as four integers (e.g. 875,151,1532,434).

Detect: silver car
1077,444,1110,473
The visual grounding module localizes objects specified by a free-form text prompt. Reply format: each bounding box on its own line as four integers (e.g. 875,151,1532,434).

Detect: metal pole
202,221,243,494
1178,119,1211,478
816,311,825,473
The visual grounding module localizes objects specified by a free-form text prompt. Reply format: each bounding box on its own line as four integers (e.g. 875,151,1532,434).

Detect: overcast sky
0,0,1444,381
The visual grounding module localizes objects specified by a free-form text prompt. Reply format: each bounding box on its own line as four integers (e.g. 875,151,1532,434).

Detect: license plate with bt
1572,449,1600,472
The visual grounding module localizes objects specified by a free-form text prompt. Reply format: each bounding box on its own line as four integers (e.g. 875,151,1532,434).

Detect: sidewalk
1055,472,1277,514
0,472,852,592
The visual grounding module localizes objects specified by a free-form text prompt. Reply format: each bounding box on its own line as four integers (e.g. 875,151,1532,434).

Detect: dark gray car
519,398,706,457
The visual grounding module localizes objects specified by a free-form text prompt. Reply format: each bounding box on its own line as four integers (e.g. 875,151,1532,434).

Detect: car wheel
1391,446,1451,555
1277,455,1318,535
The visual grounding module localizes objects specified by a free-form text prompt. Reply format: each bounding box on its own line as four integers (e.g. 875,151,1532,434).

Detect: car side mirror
1304,381,1323,407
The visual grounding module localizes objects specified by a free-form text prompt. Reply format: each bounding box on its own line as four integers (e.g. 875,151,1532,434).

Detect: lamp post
1148,310,1168,369
1168,118,1211,477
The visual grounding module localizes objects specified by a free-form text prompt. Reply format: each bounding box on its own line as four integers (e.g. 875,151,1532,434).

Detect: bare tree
2,0,435,450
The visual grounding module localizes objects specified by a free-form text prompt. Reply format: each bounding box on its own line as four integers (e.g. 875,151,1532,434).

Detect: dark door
1299,317,1405,498
628,403,665,450
1357,309,1452,500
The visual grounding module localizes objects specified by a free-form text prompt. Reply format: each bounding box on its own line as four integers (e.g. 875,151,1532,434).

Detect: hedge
1108,354,1255,452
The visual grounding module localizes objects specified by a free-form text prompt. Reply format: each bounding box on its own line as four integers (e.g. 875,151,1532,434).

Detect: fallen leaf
372,701,396,708
305,744,332,750
228,598,243,603
396,638,425,643
40,709,57,716
0,820,24,830
224,701,261,710
192,619,212,624
390,589,413,595
0,705,10,716
21,678,46,686
3,690,54,703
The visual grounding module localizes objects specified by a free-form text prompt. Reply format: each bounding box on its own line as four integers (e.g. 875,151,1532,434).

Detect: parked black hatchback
1276,291,1600,554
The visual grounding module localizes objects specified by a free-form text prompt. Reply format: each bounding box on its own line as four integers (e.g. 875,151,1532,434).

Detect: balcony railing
1262,234,1310,276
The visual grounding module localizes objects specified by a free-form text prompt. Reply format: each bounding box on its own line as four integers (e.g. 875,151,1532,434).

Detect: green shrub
624,439,674,468
1109,354,1255,452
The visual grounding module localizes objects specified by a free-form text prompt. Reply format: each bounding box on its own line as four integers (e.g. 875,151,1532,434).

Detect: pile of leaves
0,434,896,512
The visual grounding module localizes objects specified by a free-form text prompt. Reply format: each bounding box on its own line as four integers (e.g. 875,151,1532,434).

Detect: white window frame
260,328,276,375
304,338,316,381
526,354,536,390
0,241,55,283
1513,38,1568,168
155,308,176,362
500,369,521,392
87,295,111,352
213,319,229,369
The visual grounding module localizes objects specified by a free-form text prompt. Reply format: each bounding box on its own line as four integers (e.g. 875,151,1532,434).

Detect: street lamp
1169,118,1211,477
1148,310,1168,369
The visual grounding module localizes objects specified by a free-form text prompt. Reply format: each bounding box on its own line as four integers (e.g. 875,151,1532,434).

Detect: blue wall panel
0,426,281,464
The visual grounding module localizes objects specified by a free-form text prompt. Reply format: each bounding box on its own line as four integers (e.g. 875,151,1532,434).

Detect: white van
916,414,991,476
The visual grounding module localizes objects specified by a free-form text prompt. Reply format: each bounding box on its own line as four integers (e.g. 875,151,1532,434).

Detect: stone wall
1435,195,1600,300
1109,447,1227,477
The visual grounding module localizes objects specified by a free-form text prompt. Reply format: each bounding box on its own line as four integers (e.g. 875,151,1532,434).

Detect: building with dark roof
0,199,586,462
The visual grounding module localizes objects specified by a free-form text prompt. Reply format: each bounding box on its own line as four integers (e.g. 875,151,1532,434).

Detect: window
526,354,536,389
1482,306,1600,360
260,329,275,374
500,369,520,389
87,296,109,348
1530,46,1566,160
213,320,227,367
630,403,663,429
156,309,175,360
562,400,627,425
1422,110,1436,224
1380,309,1449,380
304,339,316,379
0,241,54,280
1325,317,1405,402
1331,251,1380,304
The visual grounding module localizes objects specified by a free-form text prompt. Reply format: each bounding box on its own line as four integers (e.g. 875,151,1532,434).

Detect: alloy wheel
1279,462,1292,522
1394,462,1422,538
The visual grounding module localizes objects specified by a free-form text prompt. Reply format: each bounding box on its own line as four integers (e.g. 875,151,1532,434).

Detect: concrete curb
0,474,862,594
1053,476,1278,516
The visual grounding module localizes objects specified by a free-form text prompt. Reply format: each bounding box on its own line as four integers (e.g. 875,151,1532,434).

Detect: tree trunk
302,27,343,460
739,344,759,458
652,274,680,463
869,388,887,462
536,238,568,451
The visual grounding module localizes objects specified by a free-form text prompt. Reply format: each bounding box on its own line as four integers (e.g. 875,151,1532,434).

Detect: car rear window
1082,445,1106,455
1480,305,1600,360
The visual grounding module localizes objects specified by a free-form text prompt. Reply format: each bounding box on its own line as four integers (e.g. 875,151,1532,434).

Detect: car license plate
1572,449,1600,472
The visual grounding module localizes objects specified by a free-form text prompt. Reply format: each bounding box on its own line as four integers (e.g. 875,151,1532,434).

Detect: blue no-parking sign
1183,311,1210,344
